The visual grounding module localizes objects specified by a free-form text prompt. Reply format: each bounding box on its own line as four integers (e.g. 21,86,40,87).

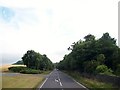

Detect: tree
22,50,36,68
100,32,116,44
57,32,120,76
97,54,105,64
84,34,95,42
84,60,98,74
22,50,53,70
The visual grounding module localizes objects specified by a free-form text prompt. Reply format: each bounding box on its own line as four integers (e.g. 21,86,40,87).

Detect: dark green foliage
22,50,54,70
8,66,27,72
57,32,120,76
95,65,113,75
84,60,98,74
20,69,42,74
97,54,105,64
115,64,120,76
8,66,42,74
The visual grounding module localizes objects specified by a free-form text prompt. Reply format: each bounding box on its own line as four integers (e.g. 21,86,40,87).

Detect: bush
8,66,42,74
96,65,108,73
115,64,120,76
96,65,113,75
20,69,42,74
8,67,27,72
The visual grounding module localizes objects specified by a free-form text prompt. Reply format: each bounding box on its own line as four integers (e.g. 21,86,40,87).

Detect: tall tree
22,50,54,70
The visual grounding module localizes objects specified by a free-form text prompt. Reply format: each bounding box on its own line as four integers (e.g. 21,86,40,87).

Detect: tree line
22,50,54,70
57,33,120,76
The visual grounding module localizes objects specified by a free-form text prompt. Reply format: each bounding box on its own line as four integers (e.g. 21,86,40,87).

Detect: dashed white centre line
57,70,63,87
55,79,59,82
59,81,63,86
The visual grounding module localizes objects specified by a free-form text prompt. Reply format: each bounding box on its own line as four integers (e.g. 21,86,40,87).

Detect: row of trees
22,50,54,70
57,33,120,75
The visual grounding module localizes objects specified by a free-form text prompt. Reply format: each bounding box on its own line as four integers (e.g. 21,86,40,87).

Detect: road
38,69,88,90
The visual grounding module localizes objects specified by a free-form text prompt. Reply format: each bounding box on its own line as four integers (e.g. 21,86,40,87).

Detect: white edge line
72,78,87,89
61,71,88,89
39,78,48,88
49,71,53,75
39,70,53,89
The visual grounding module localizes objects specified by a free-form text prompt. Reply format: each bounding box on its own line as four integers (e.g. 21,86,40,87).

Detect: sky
0,0,119,65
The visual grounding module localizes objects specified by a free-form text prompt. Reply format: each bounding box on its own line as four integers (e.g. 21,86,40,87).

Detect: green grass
65,71,117,90
1,65,52,89
0,76,2,90
42,70,52,75
2,74,44,89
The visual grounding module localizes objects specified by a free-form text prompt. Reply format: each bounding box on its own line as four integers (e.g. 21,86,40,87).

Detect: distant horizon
1,33,119,66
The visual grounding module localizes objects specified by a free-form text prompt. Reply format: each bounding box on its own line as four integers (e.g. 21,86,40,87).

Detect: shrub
96,65,108,73
96,65,113,75
115,64,120,76
8,67,27,72
8,66,42,74
20,69,42,74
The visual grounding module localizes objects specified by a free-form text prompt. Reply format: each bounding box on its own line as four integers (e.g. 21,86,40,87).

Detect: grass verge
2,74,44,89
65,71,118,90
42,70,52,75
1,64,52,89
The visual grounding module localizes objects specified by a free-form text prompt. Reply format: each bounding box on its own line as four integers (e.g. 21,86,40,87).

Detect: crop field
0,64,26,72
0,64,48,89
2,74,44,88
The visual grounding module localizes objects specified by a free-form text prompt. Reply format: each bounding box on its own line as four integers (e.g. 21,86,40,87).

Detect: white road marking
59,81,63,86
60,71,88,89
49,71,53,75
72,78,87,89
57,70,63,87
39,78,48,89
39,70,53,89
55,79,59,82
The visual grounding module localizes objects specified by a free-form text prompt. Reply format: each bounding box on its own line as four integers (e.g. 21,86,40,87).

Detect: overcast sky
0,0,119,64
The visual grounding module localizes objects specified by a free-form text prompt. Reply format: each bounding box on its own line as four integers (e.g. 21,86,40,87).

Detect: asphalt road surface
38,69,88,90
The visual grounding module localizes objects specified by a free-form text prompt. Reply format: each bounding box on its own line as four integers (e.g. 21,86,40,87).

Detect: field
0,64,46,89
0,64,26,72
2,74,44,89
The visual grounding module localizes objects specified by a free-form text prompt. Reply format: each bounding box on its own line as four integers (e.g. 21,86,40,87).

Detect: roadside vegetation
2,50,54,89
22,50,54,71
57,32,120,88
1,64,51,89
4,50,54,74
8,66,42,74
66,71,116,90
57,32,120,76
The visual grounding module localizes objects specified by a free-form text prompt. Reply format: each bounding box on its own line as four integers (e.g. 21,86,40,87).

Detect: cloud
0,6,38,29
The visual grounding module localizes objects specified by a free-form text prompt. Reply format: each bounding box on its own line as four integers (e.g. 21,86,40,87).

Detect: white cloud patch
0,6,38,29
